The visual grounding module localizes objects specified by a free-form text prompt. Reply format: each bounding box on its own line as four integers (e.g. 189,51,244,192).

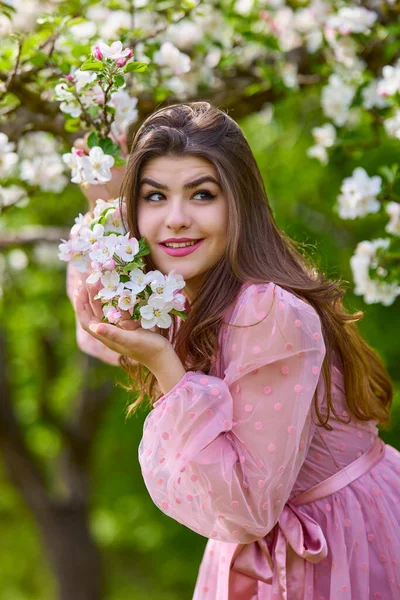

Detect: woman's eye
193,190,216,201
143,192,164,202
143,190,216,202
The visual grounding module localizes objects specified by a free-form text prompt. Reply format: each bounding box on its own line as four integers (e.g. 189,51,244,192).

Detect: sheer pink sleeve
138,283,326,543
66,240,120,367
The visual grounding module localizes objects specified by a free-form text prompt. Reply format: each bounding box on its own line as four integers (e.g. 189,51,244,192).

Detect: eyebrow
139,175,222,190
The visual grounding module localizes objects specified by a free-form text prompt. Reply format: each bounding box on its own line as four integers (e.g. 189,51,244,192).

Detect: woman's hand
74,132,128,212
73,278,172,373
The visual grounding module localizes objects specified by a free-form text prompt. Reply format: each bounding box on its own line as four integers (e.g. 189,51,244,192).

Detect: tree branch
0,225,70,249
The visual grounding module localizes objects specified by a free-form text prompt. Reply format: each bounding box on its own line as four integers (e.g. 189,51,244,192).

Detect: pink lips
159,239,204,256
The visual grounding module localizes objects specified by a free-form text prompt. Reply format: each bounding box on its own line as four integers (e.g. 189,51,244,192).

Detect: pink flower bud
259,10,270,20
75,148,84,156
103,258,116,270
93,45,103,60
125,48,134,59
116,57,127,67
107,309,122,324
66,74,74,82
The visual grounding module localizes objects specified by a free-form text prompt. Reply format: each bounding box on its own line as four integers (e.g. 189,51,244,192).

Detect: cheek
136,204,149,238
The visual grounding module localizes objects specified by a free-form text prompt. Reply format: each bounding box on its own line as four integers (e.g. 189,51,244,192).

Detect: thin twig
0,36,23,102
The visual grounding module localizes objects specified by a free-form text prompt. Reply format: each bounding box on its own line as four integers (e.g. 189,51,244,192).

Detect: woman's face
137,155,229,303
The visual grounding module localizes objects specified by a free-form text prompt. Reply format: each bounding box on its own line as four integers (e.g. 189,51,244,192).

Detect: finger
86,280,104,320
74,285,100,333
118,319,141,330
88,322,132,351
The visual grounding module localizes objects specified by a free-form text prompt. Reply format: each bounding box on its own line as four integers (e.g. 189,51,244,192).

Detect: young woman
70,102,400,600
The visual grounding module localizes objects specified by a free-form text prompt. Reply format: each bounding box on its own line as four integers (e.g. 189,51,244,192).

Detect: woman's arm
138,283,326,543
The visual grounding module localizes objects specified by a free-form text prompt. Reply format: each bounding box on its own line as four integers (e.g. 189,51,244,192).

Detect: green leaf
113,156,126,167
87,132,99,148
121,260,143,273
80,61,104,72
170,309,187,321
65,118,82,132
378,164,399,185
29,52,48,67
124,61,148,73
0,2,16,18
98,137,120,155
87,105,100,118
114,74,125,88
136,237,151,257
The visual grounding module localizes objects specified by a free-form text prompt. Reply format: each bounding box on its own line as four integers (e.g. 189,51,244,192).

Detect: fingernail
89,324,98,333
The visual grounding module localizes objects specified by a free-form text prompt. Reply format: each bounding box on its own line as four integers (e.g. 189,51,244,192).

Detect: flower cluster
58,198,187,329
0,133,18,179
54,40,146,186
337,168,382,220
350,239,400,306
62,146,114,185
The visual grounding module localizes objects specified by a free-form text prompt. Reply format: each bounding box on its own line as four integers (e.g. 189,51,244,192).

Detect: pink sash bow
228,436,386,599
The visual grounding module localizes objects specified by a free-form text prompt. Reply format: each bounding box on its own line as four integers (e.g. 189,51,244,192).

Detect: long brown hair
118,101,392,430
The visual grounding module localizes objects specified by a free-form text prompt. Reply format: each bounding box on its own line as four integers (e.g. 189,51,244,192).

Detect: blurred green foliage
1,89,399,599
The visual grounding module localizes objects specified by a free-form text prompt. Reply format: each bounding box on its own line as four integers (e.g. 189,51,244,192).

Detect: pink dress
67,263,400,599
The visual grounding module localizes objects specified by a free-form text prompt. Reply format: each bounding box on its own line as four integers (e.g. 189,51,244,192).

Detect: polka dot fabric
139,283,325,545
68,269,400,599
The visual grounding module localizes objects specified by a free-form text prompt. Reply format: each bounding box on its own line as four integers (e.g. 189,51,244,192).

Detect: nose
164,198,192,231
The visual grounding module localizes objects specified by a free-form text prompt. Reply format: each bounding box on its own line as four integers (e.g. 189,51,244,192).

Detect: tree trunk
39,504,103,600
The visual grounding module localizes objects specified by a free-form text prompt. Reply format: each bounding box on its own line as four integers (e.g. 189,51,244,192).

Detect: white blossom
102,206,124,235
321,74,356,126
281,63,298,89
0,133,18,178
361,80,390,110
383,110,400,140
20,155,67,192
89,234,119,266
124,268,151,295
7,248,28,271
117,289,137,311
102,303,122,324
73,69,97,93
114,234,139,262
97,40,132,61
329,37,362,70
270,7,302,52
350,239,400,306
62,148,88,184
69,21,97,42
337,167,382,219
306,145,328,165
140,295,174,329
97,270,124,300
153,42,191,76
377,61,400,97
312,123,336,147
326,7,377,35
0,185,28,208
86,147,114,183
385,202,400,236
234,0,254,16
165,20,204,51
18,132,59,159
58,237,91,272
94,198,119,219
109,91,139,137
